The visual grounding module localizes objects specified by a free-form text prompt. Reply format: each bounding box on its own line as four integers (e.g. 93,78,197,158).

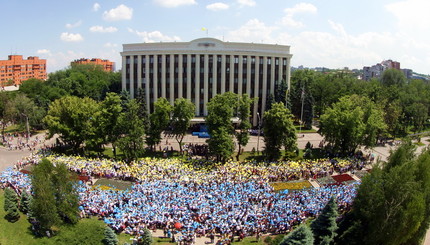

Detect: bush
141,228,153,245
4,188,18,212
103,226,118,245
19,191,32,214
5,201,20,223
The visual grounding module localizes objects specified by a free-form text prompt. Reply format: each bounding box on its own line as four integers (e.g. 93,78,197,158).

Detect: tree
141,228,153,245
146,97,173,151
5,200,20,223
103,226,118,245
51,163,79,224
99,93,123,157
280,225,314,245
171,98,195,153
275,79,289,105
290,70,315,129
43,96,101,152
337,142,427,245
266,93,275,111
31,158,61,234
380,68,407,87
206,92,238,162
4,188,18,212
310,197,338,245
262,102,297,161
319,95,386,154
117,99,146,160
31,158,80,235
235,94,253,161
19,191,32,214
136,87,149,125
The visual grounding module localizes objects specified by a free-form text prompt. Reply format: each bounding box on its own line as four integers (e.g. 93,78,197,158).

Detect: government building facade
121,38,292,125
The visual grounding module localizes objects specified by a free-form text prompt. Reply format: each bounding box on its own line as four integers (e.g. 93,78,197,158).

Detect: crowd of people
1,132,44,151
35,154,368,183
0,149,366,244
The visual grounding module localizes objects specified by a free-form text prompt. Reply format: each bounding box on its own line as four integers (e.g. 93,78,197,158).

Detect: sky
1,0,429,74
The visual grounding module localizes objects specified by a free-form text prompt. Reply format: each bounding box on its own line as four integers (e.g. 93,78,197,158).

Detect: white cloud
281,3,317,28
89,25,118,33
103,4,133,21
93,3,101,12
153,0,196,8
36,49,51,55
206,3,229,11
65,20,82,29
104,42,118,48
60,32,84,42
237,0,255,7
386,0,430,32
225,19,278,43
128,28,181,42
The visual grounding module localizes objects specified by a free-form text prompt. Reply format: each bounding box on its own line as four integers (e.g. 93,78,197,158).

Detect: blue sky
1,0,429,74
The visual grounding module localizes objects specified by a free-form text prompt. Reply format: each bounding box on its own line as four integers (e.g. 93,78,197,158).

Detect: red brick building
0,55,47,86
71,58,115,72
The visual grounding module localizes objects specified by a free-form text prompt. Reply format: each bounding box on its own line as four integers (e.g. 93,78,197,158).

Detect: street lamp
256,112,261,154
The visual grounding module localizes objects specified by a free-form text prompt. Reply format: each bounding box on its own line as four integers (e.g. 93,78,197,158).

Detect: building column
144,55,150,115
153,55,158,102
278,57,283,93
121,55,126,92
229,56,234,92
286,57,291,93
195,55,200,116
261,57,268,117
178,55,183,98
137,55,142,90
221,55,226,94
212,56,217,98
161,54,166,98
187,55,191,101
253,56,260,126
130,56,135,99
204,54,209,116
169,54,175,105
270,56,275,96
238,55,243,96
246,55,251,95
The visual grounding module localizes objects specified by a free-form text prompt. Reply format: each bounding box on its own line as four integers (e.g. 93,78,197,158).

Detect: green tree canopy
380,68,407,87
31,158,80,235
337,142,429,245
263,102,297,161
146,97,173,151
310,197,338,245
171,98,195,153
235,94,254,161
280,225,314,245
319,95,386,154
117,99,146,160
43,96,101,152
206,92,238,162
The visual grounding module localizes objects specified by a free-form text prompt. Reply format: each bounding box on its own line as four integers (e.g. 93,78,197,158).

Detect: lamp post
257,112,261,154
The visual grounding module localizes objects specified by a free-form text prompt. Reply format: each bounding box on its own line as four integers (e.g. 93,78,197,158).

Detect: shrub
103,226,118,245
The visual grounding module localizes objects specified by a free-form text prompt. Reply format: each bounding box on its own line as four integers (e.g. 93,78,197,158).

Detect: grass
0,189,107,245
294,125,317,133
93,178,134,190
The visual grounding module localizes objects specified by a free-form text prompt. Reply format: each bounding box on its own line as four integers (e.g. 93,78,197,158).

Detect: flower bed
332,174,355,183
316,176,336,186
270,180,312,191
354,170,369,180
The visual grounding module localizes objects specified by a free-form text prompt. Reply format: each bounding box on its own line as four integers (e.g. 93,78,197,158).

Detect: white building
121,38,292,125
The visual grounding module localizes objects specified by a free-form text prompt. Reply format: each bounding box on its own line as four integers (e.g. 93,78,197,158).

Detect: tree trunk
236,144,242,161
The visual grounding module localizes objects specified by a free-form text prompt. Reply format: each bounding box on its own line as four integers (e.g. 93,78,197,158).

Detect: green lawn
93,178,134,190
0,189,106,245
